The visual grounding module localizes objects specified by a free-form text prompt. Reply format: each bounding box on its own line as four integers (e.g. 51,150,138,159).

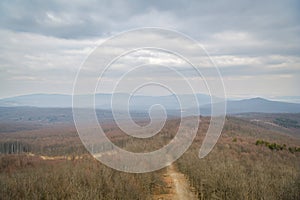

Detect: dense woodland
0,115,299,199
177,118,300,199
0,154,166,200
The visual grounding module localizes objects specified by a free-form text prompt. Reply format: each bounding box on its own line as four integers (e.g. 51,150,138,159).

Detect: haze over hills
0,94,300,116
201,97,300,115
0,93,212,110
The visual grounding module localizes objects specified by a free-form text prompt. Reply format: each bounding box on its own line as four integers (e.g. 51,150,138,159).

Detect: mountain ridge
0,93,300,115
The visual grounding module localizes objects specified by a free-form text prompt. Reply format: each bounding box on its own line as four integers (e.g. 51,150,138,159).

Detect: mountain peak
250,97,269,101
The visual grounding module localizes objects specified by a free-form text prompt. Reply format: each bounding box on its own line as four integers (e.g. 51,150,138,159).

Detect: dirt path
29,152,197,199
153,164,198,200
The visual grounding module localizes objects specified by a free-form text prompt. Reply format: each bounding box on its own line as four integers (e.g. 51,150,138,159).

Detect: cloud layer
0,0,299,99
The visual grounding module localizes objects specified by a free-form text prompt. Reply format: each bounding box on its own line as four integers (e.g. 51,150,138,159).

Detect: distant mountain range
0,93,300,115
200,97,300,115
0,93,212,110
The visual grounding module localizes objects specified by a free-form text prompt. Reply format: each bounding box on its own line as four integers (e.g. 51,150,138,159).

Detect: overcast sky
0,0,299,101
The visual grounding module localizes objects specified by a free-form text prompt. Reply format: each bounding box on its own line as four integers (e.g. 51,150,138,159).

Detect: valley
0,109,299,199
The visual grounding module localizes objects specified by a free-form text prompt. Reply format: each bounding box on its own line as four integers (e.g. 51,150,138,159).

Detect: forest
0,115,299,199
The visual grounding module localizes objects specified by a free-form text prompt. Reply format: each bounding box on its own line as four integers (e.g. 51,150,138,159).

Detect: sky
0,0,299,101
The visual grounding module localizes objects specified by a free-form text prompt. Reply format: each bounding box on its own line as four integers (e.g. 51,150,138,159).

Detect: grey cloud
1,1,299,56
0,0,299,98
1,0,299,40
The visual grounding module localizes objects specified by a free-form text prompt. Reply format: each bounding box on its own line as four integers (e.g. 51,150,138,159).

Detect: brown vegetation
0,115,299,199
0,154,165,200
177,117,300,200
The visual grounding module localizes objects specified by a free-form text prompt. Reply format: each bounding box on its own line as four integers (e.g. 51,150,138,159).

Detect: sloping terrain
0,113,299,199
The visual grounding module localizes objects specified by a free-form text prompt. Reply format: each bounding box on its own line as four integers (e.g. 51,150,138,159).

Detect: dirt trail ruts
153,164,198,200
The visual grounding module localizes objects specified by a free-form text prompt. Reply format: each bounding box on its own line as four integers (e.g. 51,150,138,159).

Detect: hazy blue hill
0,94,72,107
0,93,213,110
0,94,300,115
200,97,300,115
227,97,300,113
